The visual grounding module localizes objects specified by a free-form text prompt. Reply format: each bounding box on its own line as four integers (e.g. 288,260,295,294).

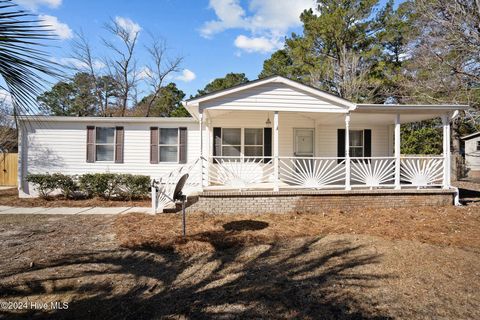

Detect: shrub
79,173,123,200
116,174,151,200
26,173,57,198
52,173,77,199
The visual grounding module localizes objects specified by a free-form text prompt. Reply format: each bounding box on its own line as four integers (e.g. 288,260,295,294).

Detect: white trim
16,115,196,123
394,114,401,189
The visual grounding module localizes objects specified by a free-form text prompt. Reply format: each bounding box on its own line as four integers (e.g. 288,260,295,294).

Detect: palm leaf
0,0,61,116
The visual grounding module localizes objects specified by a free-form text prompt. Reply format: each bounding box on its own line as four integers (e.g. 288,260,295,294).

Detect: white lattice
153,158,203,210
209,157,274,188
351,158,395,186
401,157,444,186
279,158,345,188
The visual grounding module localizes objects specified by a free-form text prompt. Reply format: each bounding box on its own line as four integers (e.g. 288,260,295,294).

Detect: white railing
400,156,444,187
151,157,204,213
278,157,346,189
209,156,274,188
205,155,446,190
351,157,395,188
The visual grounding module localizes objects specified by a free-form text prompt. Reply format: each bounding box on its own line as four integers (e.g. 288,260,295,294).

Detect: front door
294,128,314,157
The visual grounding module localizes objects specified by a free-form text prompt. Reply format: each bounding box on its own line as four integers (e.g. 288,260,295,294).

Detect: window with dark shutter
86,126,95,163
264,127,272,163
337,129,345,163
115,126,124,163
179,127,187,164
150,127,159,164
364,129,372,157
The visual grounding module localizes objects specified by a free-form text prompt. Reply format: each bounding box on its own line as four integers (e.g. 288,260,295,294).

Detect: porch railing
206,155,446,190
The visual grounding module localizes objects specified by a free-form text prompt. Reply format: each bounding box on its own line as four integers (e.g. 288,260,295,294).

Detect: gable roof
185,75,356,109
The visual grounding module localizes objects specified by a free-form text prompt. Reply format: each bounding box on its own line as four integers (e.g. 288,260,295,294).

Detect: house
17,76,468,213
461,132,480,179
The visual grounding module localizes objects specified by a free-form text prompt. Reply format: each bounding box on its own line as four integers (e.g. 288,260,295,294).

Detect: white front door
294,128,314,157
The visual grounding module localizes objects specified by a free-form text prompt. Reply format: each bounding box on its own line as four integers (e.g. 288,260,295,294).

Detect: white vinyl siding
201,82,348,112
21,120,200,196
464,137,480,171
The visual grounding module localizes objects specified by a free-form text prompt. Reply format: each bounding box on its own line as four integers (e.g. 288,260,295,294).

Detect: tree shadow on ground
458,187,480,204
0,231,391,319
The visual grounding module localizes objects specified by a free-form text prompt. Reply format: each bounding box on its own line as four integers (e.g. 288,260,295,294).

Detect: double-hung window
221,128,241,156
96,127,115,161
159,128,179,162
349,130,364,157
244,128,263,157
220,128,264,157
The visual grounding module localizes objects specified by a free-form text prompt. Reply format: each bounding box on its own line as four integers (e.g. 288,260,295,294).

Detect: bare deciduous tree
103,18,140,116
143,36,183,117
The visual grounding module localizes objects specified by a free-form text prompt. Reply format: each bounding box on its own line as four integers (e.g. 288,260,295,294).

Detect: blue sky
13,0,398,98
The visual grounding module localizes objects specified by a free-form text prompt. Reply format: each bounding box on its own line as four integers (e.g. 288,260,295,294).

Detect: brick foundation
184,189,455,214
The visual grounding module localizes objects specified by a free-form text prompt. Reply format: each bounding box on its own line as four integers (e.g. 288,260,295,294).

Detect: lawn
0,183,479,319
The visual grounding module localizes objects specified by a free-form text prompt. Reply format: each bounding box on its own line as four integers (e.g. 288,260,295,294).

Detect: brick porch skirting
184,189,456,214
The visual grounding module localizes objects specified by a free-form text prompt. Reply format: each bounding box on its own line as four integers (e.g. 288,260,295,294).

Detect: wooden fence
0,153,18,186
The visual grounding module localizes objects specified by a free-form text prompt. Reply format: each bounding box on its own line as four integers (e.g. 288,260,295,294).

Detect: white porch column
273,111,279,191
345,113,351,190
442,114,451,189
199,112,205,189
394,113,401,189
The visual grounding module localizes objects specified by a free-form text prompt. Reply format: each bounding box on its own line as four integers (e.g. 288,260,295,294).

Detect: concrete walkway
0,205,152,215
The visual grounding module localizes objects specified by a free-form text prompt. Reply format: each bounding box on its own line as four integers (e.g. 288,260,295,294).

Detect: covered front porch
197,107,454,192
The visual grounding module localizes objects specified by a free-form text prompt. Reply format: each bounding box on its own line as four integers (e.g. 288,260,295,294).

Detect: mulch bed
0,188,150,207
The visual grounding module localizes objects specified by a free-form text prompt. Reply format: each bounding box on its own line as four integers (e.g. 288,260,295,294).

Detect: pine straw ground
0,184,479,319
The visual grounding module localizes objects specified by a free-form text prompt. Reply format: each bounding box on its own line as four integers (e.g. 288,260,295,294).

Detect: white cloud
138,67,153,80
176,69,196,82
39,14,73,40
115,16,141,38
53,57,105,70
15,0,62,11
234,35,281,53
201,0,315,53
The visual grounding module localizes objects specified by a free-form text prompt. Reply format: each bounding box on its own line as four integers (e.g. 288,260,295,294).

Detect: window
96,127,115,161
220,128,264,157
159,128,178,162
222,128,241,156
244,128,263,157
477,141,480,151
349,130,364,157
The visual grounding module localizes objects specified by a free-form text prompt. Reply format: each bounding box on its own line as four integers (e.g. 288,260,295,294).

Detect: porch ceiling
204,109,450,125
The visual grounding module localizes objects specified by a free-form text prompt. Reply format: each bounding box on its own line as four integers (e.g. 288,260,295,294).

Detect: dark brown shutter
337,129,345,164
179,127,187,164
150,127,159,164
86,126,95,163
264,127,272,163
213,127,221,163
364,129,372,157
115,126,124,163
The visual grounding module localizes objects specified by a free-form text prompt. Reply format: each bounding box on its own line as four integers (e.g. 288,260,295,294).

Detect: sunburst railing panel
209,156,274,188
400,156,444,187
278,157,346,189
152,157,204,211
351,157,395,187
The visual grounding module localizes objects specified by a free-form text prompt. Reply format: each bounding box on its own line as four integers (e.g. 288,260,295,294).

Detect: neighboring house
461,132,480,178
17,76,468,212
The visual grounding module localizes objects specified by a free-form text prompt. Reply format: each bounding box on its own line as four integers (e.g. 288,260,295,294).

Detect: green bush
79,173,123,200
116,174,151,200
26,173,57,198
52,173,77,199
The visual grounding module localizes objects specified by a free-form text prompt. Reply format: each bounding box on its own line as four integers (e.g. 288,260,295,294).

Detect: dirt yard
0,183,479,319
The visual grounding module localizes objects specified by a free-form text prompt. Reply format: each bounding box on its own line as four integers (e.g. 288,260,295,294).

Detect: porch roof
184,75,468,121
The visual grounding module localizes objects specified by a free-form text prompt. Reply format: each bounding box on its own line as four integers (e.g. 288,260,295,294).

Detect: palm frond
0,0,62,115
